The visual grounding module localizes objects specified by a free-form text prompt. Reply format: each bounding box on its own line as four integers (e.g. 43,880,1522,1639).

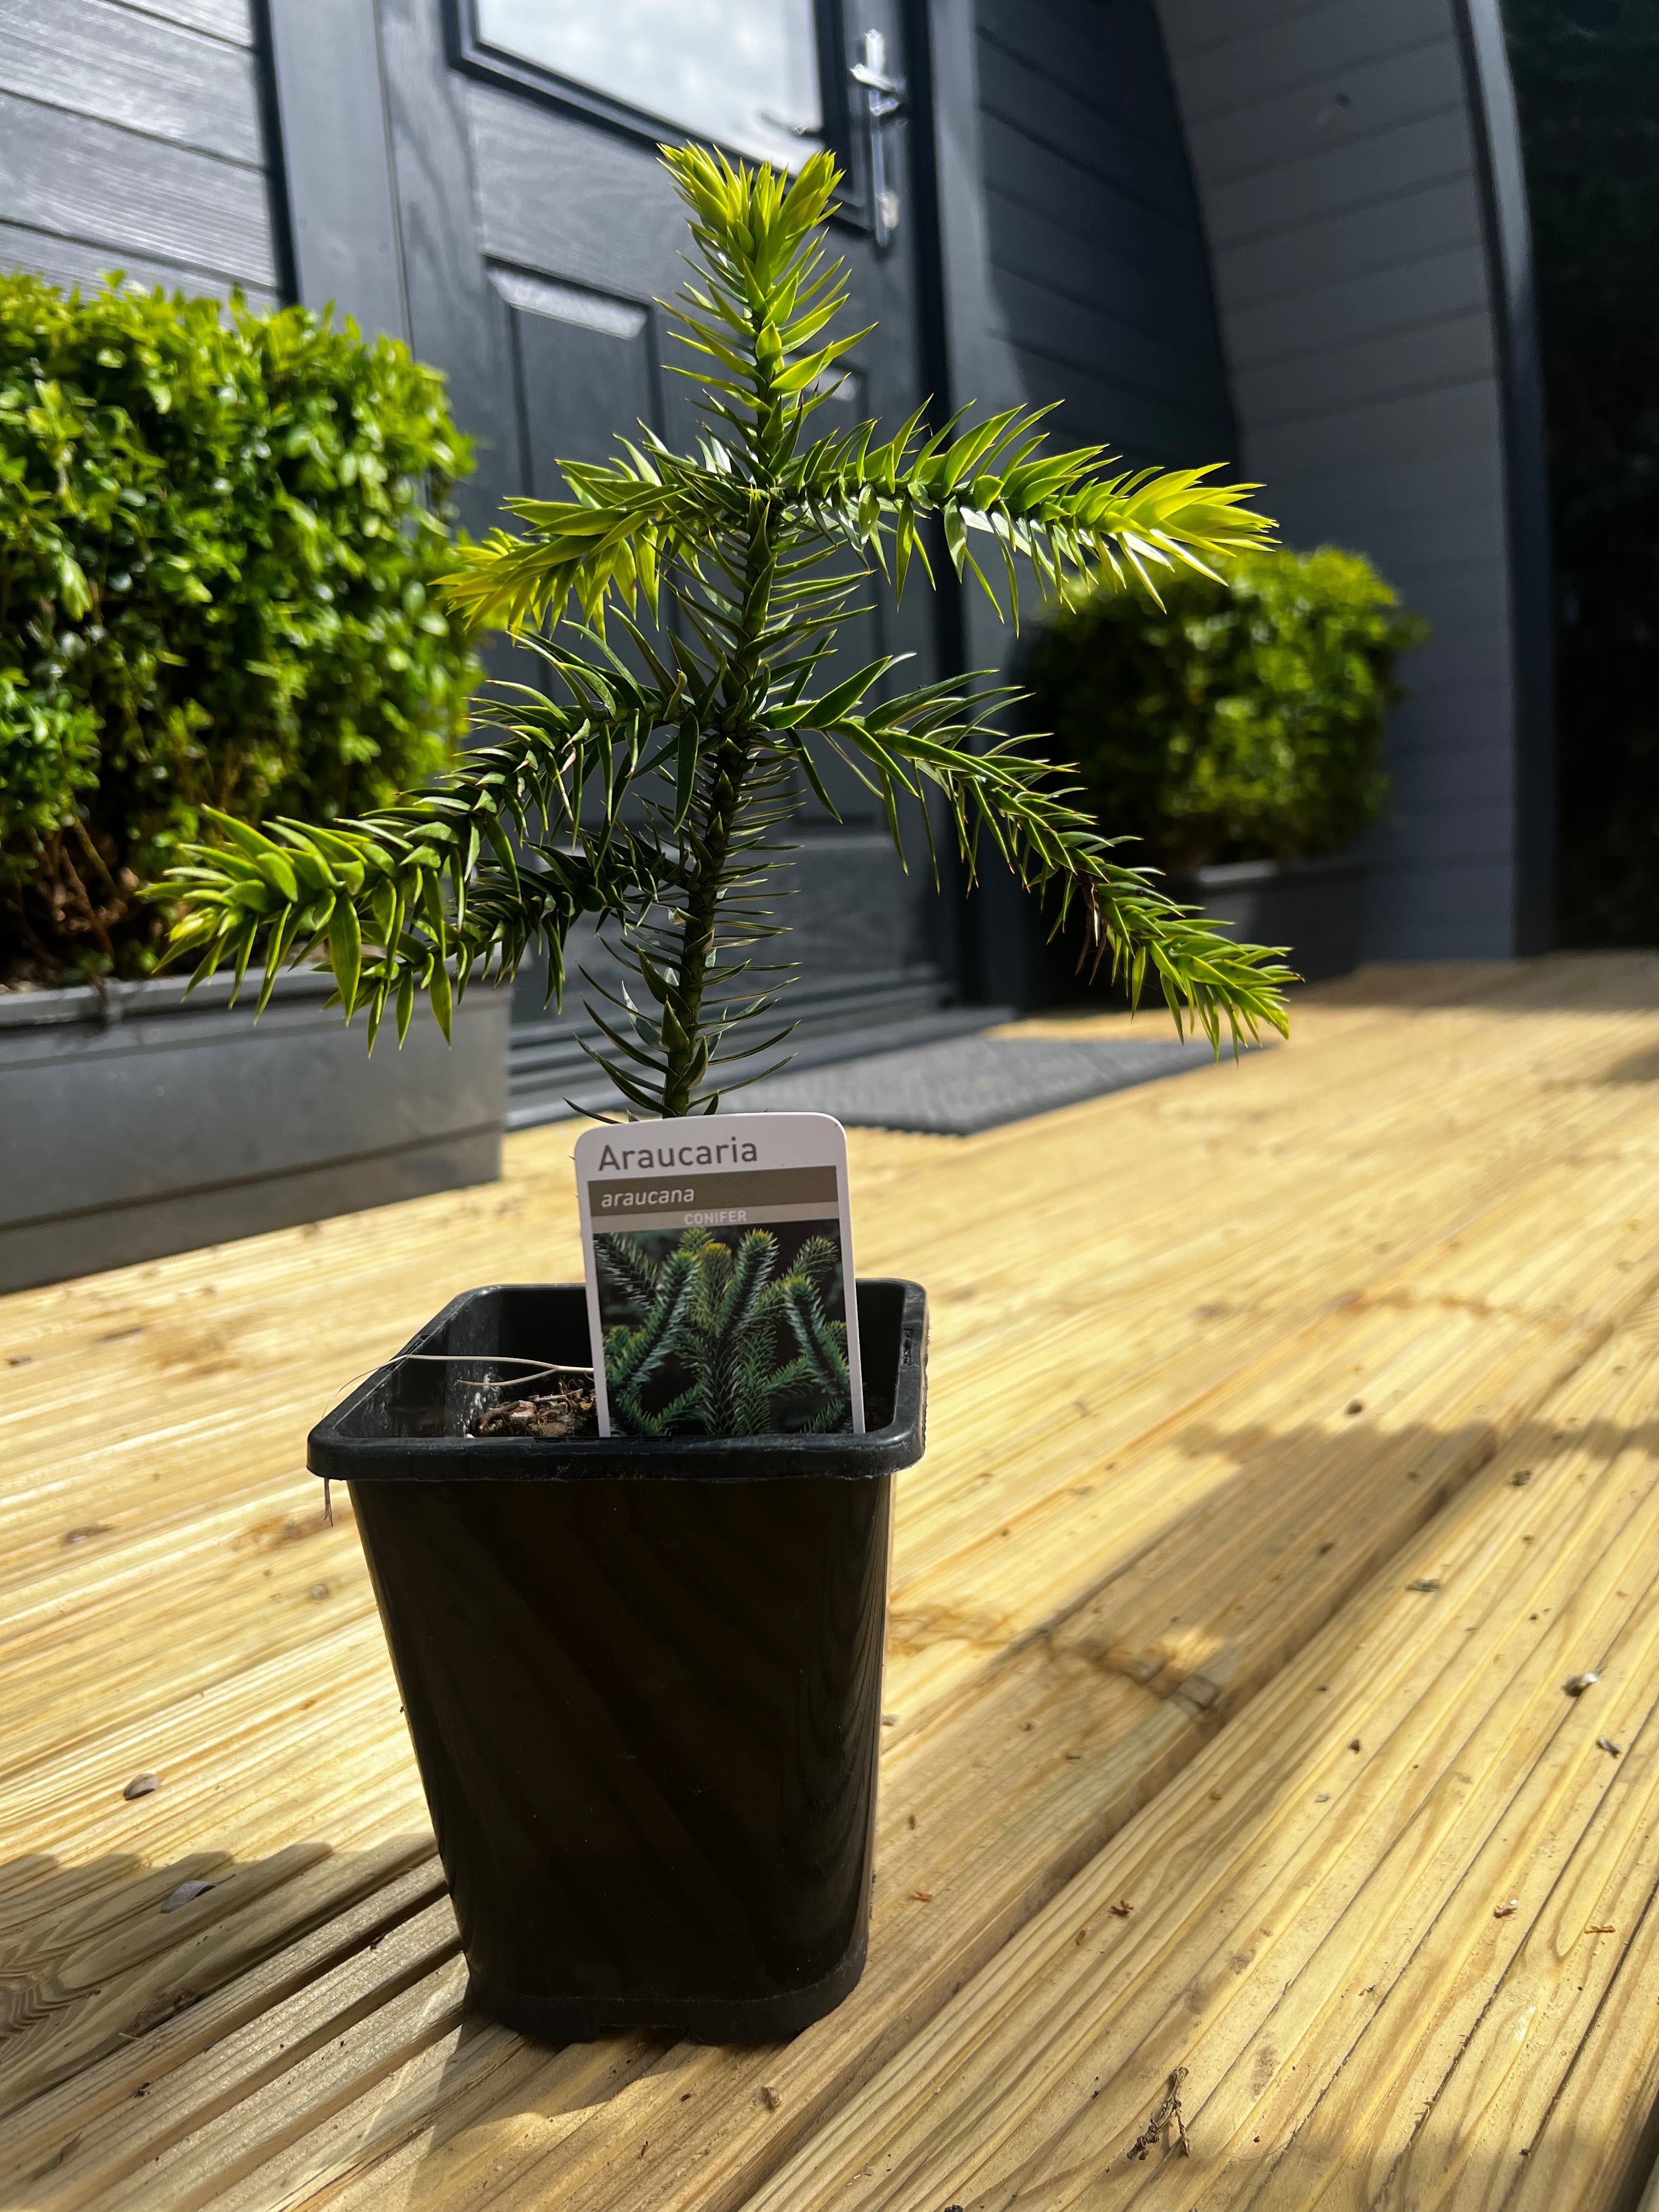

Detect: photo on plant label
594,1217,853,1439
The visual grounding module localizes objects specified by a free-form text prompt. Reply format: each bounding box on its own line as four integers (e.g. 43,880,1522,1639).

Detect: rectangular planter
308,1278,927,2042
1170,854,1367,984
0,971,508,1294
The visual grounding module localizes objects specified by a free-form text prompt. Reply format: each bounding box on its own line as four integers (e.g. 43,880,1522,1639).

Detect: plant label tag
574,1111,864,1440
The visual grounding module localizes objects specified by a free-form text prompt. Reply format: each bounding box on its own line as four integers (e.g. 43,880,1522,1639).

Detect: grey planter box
0,970,508,1294
1170,854,1366,984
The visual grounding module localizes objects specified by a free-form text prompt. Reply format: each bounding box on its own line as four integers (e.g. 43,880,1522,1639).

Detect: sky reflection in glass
476,0,823,170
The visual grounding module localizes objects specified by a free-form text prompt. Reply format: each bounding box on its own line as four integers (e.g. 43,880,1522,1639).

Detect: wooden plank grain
109,0,255,44
737,1310,1659,2212
1193,31,1465,189
1176,0,1455,123
0,0,264,165
0,1857,443,2184
0,92,276,292
5,964,1659,2209
196,983,1659,2210
0,219,278,309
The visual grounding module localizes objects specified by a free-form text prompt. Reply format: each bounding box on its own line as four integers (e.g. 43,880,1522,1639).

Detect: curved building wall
972,0,1235,468
1157,0,1551,958
924,0,1244,1004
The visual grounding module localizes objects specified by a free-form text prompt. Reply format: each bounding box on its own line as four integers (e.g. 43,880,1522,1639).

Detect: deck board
5,958,1659,2206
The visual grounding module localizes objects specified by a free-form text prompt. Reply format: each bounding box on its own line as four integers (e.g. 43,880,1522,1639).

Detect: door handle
850,29,906,248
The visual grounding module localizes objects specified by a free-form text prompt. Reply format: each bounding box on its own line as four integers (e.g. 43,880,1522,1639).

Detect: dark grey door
369,0,960,1117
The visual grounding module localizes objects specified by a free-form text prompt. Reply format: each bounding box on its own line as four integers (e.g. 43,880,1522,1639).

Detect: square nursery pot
0,970,507,1294
1169,854,1365,984
309,1278,928,2043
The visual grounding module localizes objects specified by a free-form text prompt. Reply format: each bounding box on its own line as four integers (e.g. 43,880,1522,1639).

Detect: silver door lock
851,29,906,247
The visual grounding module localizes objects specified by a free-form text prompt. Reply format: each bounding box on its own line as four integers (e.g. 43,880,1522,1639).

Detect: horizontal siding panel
984,188,1223,351
1386,697,1516,768
1321,516,1510,586
977,115,1210,279
1245,369,1502,477
112,0,254,42
0,92,275,287
970,0,1237,560
0,217,277,308
1227,241,1487,368
987,266,1237,427
999,342,1232,462
0,0,263,165
1363,858,1514,958
976,104,1194,242
1382,563,1512,645
1389,689,1517,757
1179,0,1454,120
1392,619,1512,699
1161,0,1522,958
1373,605,1510,691
1374,796,1515,864
977,13,1194,183
1235,306,1496,430
1161,0,1355,63
1201,110,1476,249
1265,433,1505,514
1255,444,1506,552
982,0,1174,95
1216,176,1486,313
1373,549,1510,617
1389,693,1516,767
1196,37,1464,188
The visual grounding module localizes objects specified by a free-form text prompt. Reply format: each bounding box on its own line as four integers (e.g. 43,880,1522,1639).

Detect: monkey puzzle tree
161,146,1292,1113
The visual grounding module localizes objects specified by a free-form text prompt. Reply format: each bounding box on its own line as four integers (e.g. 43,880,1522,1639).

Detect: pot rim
308,1278,928,1485
1176,851,1367,891
0,966,338,1033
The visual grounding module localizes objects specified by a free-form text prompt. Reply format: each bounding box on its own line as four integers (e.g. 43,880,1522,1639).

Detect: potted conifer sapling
162,147,1292,2041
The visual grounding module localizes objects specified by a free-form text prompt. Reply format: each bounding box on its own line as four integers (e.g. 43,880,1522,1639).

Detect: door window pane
475,0,823,169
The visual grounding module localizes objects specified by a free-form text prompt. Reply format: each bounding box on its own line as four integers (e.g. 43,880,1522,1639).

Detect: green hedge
0,275,479,984
1022,544,1429,873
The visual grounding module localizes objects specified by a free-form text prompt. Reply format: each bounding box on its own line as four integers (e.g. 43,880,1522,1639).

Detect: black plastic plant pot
308,1279,927,2044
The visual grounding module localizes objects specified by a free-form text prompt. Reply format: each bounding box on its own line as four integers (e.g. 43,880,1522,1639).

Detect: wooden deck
7,956,1659,2209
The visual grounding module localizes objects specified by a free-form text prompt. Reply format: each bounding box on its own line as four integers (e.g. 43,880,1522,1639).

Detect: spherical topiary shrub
0,275,479,984
1022,544,1430,874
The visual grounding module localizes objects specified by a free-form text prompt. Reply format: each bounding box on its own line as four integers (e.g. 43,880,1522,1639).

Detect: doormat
736,1029,1228,1136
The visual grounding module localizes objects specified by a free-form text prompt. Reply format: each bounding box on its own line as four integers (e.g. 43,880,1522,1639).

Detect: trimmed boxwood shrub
0,275,479,984
1022,544,1429,873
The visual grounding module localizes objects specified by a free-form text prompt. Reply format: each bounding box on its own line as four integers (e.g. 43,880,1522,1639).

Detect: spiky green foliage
160,146,1293,1105
598,1226,850,1437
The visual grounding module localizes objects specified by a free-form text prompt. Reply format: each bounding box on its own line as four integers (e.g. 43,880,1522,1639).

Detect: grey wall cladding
973,0,1235,467
0,0,279,307
927,0,1239,1005
1158,0,1523,958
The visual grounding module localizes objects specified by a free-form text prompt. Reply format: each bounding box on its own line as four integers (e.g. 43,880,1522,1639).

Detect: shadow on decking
7,1407,1659,2205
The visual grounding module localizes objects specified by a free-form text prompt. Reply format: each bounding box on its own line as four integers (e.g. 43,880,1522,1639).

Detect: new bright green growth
599,1226,850,1438
0,274,477,984
1024,545,1429,872
162,146,1295,1103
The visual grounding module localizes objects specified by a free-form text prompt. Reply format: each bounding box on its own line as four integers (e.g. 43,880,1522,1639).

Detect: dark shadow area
1506,2,1659,952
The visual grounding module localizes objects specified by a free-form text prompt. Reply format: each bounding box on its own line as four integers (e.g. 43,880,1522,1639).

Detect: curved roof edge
1158,0,1555,960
